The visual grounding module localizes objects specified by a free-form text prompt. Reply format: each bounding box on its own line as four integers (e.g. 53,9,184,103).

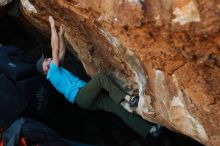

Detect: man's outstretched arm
49,16,59,66
58,24,66,63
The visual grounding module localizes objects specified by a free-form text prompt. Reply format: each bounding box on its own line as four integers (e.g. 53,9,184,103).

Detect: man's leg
75,73,127,109
91,93,153,138
49,16,59,51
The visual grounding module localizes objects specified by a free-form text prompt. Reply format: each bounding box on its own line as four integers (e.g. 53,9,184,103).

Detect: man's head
36,54,52,75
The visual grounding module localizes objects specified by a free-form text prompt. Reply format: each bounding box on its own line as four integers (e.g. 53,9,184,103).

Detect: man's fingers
59,24,65,35
61,25,65,31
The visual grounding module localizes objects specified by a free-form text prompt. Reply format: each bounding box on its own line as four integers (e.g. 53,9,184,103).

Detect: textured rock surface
20,0,220,145
0,0,13,15
0,0,13,6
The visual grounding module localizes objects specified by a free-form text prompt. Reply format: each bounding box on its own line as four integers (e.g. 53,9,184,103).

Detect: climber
36,16,162,138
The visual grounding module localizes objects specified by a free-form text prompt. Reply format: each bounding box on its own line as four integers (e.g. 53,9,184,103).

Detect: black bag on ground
0,45,37,81
22,119,70,146
2,118,70,146
0,73,27,130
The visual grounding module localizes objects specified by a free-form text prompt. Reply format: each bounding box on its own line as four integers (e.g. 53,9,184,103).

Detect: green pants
75,73,152,138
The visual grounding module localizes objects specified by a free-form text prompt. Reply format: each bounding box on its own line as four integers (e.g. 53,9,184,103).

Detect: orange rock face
20,0,220,145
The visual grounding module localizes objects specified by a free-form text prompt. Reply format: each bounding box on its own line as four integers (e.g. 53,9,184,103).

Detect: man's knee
94,72,108,85
95,72,108,79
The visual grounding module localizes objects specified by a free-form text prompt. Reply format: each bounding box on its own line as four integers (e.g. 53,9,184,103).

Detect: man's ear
43,65,48,72
43,66,49,74
45,66,49,71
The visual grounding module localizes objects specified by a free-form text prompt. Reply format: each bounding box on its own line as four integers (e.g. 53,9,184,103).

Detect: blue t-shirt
47,62,86,103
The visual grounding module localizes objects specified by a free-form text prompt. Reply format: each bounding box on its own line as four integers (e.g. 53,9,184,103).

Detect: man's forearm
59,34,65,61
49,16,60,66
50,26,59,66
52,48,59,66
58,25,66,62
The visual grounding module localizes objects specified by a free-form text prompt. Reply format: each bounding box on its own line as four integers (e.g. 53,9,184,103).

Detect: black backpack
2,118,70,146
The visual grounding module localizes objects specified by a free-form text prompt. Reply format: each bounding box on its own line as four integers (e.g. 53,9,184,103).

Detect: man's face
42,58,52,74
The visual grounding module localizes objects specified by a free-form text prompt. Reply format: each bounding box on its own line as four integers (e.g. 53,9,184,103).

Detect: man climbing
36,16,161,138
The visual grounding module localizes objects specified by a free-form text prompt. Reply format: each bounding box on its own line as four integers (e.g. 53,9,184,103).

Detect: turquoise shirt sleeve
47,61,86,103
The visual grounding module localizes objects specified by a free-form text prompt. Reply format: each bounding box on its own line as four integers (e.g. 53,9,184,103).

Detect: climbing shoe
129,96,139,108
149,125,163,137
